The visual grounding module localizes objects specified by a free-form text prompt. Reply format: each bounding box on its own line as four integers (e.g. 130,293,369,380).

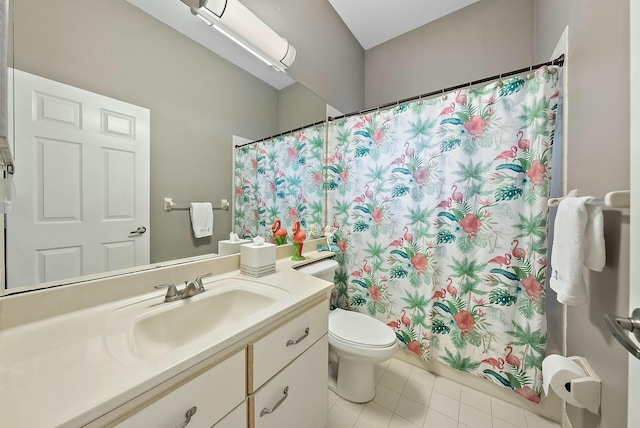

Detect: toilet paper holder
566,356,601,415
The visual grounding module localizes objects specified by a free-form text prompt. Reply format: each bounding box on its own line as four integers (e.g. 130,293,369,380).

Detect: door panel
7,69,150,288
103,148,136,219
39,137,82,221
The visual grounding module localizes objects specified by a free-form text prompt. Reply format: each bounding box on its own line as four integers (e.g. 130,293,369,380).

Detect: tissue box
240,242,276,270
240,263,276,277
218,239,252,256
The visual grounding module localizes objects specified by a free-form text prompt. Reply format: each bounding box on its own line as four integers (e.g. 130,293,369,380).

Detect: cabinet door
252,335,328,428
213,401,246,428
116,349,245,428
251,300,328,391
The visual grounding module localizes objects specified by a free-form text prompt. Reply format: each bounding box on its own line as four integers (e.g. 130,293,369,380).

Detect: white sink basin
106,278,293,364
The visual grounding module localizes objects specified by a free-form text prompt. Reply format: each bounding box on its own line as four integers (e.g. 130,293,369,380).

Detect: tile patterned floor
327,358,560,428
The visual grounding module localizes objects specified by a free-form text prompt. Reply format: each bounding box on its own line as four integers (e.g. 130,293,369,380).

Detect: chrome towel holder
547,189,630,209
163,197,230,211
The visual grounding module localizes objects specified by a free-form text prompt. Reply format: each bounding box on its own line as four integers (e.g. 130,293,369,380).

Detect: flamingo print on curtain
234,124,326,241
326,67,560,402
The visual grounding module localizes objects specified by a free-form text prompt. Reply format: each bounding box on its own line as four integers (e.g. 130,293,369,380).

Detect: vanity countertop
0,252,335,428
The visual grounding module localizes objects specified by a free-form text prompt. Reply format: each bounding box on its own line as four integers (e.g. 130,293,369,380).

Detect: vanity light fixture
180,0,296,72
194,13,273,68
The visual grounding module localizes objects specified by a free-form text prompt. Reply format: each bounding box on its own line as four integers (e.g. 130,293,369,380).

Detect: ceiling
328,0,479,50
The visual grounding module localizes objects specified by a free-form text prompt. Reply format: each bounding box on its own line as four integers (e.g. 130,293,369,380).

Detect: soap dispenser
291,220,306,261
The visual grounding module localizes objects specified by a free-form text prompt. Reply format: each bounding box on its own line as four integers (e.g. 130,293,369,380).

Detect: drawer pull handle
260,386,289,417
286,327,310,347
175,406,197,428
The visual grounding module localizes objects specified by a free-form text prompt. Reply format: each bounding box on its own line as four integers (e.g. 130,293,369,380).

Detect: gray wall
364,0,535,108
278,83,327,133
11,0,280,264
243,0,365,113
535,1,631,427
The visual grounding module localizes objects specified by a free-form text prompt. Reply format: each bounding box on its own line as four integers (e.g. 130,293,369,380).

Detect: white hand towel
189,202,214,238
550,196,606,305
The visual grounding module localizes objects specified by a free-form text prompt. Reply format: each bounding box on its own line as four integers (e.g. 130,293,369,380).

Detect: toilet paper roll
542,354,584,407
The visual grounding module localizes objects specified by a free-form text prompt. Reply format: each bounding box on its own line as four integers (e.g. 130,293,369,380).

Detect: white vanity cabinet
212,402,246,427
251,336,328,428
105,298,329,428
114,349,246,428
248,300,329,428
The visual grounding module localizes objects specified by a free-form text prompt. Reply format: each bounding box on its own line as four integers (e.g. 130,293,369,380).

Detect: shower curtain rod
234,54,564,148
234,119,326,148
329,54,565,121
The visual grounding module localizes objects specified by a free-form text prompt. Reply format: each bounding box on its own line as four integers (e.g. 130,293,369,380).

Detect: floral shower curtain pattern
326,68,560,402
234,143,259,237
234,124,326,241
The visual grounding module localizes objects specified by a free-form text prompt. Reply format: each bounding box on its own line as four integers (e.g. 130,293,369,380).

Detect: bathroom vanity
111,299,328,428
0,249,334,428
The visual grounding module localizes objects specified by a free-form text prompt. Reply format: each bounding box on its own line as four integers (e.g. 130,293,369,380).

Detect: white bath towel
189,202,214,238
550,196,606,305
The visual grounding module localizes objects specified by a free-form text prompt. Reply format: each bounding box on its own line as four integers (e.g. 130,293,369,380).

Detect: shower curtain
326,68,560,402
234,124,326,241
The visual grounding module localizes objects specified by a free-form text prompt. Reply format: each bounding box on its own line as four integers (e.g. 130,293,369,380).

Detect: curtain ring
526,73,535,80
442,94,448,100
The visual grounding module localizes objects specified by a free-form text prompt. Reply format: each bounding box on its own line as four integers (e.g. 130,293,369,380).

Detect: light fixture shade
180,0,296,71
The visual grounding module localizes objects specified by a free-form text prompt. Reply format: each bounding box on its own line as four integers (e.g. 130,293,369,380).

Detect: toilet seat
329,308,397,348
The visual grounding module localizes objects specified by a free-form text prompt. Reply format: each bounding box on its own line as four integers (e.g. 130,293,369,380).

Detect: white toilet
297,259,398,403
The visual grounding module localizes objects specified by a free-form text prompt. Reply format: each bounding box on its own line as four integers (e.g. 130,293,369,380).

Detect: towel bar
547,189,630,209
163,197,229,211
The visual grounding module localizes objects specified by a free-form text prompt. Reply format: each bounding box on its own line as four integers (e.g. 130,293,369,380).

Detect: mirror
4,0,328,294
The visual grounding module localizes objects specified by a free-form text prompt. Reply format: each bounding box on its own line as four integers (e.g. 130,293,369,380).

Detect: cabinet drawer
252,335,328,428
251,300,328,390
116,349,245,428
213,401,246,428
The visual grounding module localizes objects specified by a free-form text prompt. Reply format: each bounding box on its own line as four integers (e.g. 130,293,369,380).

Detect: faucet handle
194,272,213,288
154,283,179,302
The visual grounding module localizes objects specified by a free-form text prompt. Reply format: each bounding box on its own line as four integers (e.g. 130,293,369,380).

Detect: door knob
604,308,640,359
130,226,147,235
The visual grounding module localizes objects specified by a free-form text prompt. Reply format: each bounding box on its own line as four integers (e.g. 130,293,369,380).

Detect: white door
630,2,640,425
7,70,150,288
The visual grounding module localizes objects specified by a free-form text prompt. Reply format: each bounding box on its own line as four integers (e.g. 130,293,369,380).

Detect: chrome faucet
182,272,212,297
154,272,212,302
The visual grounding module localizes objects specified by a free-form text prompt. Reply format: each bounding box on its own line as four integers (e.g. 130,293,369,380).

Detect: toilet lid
329,308,397,348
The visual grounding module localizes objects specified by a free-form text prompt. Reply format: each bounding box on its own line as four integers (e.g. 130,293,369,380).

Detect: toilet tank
296,259,339,282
